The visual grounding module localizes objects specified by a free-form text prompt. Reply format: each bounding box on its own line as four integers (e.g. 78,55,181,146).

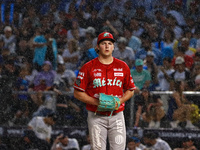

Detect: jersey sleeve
73,63,89,92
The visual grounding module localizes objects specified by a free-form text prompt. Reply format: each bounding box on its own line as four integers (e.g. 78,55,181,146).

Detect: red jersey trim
73,86,85,92
129,87,136,91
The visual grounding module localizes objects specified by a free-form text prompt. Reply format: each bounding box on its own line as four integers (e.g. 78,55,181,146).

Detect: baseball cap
128,136,141,143
147,51,155,57
4,26,12,32
117,37,127,44
97,32,115,44
182,136,193,143
175,56,185,64
86,26,96,36
58,55,64,65
47,112,58,121
135,59,144,66
195,74,200,85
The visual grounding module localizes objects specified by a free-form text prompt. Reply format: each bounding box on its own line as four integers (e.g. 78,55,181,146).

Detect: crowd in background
0,0,200,149
0,0,200,128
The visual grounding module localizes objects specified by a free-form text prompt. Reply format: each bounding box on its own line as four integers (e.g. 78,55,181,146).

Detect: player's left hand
97,93,120,112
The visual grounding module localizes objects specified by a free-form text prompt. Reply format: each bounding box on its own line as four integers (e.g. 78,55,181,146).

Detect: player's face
98,40,114,57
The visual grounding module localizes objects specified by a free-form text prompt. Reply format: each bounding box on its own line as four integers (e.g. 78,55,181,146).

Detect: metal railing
128,91,200,127
12,90,200,127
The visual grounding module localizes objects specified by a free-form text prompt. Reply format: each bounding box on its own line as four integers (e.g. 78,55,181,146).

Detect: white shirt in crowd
28,116,52,141
81,144,91,150
157,68,175,91
56,138,80,150
113,46,135,61
146,138,171,150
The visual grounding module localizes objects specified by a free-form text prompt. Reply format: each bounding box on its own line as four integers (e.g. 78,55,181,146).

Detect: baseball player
74,32,136,150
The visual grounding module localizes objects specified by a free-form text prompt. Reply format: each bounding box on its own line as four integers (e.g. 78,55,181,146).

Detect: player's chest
89,67,125,88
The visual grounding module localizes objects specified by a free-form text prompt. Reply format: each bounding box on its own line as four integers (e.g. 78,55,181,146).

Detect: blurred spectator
0,38,5,53
28,112,57,143
16,38,33,64
161,46,174,61
113,37,135,68
8,67,30,126
51,133,80,150
143,132,171,150
62,39,81,71
28,61,55,109
120,1,135,26
136,32,162,66
1,26,16,54
33,61,56,90
67,19,86,41
180,37,196,57
78,39,98,70
143,21,159,45
161,14,183,40
167,81,198,129
81,130,91,150
162,28,177,49
182,27,197,49
78,26,98,67
167,3,186,27
154,9,165,38
44,29,58,70
53,58,81,126
157,28,176,59
171,46,194,70
187,1,200,22
134,5,150,22
123,27,141,54
0,48,10,65
32,28,47,71
126,136,144,150
97,4,112,21
131,59,151,91
18,129,50,150
193,64,200,91
170,56,191,90
145,51,159,90
0,137,8,150
26,6,41,28
0,58,20,124
134,88,165,128
83,26,97,48
53,22,68,51
24,61,38,86
31,91,52,117
174,136,197,150
157,57,175,91
129,17,144,37
108,11,124,36
193,51,200,66
85,9,103,34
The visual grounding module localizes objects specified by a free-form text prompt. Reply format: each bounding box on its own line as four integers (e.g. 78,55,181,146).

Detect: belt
94,111,117,116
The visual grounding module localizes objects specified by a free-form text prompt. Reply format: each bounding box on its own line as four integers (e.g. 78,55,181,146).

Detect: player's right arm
74,89,99,106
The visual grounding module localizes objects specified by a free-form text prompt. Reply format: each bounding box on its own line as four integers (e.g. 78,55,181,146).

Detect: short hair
143,132,157,139
140,32,151,42
163,57,172,63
